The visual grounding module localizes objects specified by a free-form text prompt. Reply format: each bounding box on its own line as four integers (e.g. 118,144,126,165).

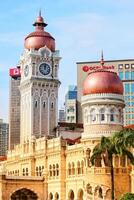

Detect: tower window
110,114,114,121
110,109,114,122
90,108,96,122
101,114,105,121
35,101,38,108
51,102,54,109
43,102,46,108
100,108,105,121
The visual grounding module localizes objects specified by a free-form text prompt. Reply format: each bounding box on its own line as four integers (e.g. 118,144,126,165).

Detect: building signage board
9,68,21,77
82,65,114,72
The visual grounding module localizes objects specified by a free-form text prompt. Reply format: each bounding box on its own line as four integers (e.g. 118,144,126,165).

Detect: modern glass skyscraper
0,119,9,156
65,85,77,123
9,67,21,150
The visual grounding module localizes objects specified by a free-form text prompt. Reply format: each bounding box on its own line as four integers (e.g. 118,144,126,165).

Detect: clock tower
19,12,61,142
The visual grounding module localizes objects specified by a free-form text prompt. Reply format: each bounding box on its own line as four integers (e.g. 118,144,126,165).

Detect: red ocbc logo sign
82,65,114,72
9,67,21,77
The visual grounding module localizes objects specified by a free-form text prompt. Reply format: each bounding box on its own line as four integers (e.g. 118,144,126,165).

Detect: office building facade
65,85,77,123
0,119,9,156
9,67,21,150
58,109,65,122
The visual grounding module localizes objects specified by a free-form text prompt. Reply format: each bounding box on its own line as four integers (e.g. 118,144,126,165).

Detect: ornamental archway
10,188,38,200
77,188,84,200
68,189,75,200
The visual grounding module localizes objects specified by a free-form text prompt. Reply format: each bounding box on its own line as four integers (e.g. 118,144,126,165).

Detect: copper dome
83,70,123,95
24,13,55,51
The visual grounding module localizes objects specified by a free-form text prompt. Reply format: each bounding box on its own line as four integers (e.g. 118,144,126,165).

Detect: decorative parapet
87,167,130,174
81,93,124,106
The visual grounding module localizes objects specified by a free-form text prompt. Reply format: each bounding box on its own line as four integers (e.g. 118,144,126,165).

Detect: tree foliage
120,193,134,200
90,129,134,200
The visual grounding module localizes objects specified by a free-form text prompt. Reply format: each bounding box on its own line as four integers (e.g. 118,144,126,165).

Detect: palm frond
122,149,134,165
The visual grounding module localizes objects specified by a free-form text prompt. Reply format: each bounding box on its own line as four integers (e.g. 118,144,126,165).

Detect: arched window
49,165,52,177
84,109,88,123
26,168,28,176
68,163,71,176
32,62,36,75
49,193,53,200
68,190,75,200
43,101,46,108
72,162,75,175
22,168,25,176
77,189,84,200
36,166,38,176
39,166,42,176
53,164,56,176
100,108,105,121
51,102,54,109
77,161,81,174
94,186,103,199
56,164,59,176
35,100,38,108
90,108,96,122
119,108,122,122
110,109,114,122
81,160,84,174
55,192,59,200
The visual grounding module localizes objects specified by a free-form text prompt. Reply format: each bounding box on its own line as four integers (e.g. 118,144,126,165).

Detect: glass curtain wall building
65,85,77,123
0,119,9,156
118,63,134,125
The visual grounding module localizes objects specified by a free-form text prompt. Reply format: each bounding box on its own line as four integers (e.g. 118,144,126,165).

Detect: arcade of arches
11,188,38,200
0,136,133,200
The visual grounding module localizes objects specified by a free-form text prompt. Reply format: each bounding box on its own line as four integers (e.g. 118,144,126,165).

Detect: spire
100,50,104,66
39,9,41,17
33,11,48,28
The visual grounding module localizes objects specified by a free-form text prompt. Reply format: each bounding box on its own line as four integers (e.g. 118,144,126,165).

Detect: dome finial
33,10,48,28
39,9,41,17
100,50,104,66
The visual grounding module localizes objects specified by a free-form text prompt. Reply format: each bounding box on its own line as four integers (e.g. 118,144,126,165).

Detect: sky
1,0,134,122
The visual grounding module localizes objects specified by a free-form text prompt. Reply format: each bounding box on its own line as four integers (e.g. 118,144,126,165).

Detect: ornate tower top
24,12,55,51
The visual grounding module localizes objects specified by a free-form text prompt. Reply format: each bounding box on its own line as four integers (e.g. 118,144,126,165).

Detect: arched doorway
68,189,75,200
105,189,111,200
11,188,38,200
55,192,59,200
49,193,53,200
77,189,84,200
94,186,103,200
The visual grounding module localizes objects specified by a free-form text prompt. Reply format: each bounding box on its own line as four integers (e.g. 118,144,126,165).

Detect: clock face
39,63,51,76
24,65,29,77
